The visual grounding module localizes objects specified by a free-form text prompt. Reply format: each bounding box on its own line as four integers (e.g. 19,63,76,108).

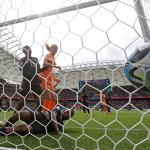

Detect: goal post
134,0,150,41
0,0,116,27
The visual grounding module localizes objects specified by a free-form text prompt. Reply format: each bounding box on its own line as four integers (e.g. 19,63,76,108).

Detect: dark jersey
19,57,40,81
105,94,111,105
82,94,88,104
30,107,63,134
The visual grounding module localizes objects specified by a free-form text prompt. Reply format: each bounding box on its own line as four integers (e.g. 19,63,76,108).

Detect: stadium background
0,61,150,111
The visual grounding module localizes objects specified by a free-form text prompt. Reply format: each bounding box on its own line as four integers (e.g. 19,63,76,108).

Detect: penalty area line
65,126,149,131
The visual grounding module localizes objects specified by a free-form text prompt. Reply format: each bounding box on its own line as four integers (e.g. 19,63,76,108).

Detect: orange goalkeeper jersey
102,94,106,113
40,53,56,90
40,52,56,110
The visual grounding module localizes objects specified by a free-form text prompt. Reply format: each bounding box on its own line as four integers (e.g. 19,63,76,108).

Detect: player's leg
43,82,56,110
107,105,111,114
105,97,111,114
85,103,90,114
0,124,32,136
87,106,90,114
83,105,86,113
5,110,32,127
103,104,107,113
40,75,56,110
102,98,107,114
47,75,58,109
49,83,57,109
5,124,31,135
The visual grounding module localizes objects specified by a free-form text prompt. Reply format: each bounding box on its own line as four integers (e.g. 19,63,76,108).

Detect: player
0,107,74,135
40,43,61,110
101,93,107,114
16,45,49,111
81,90,90,114
105,92,111,114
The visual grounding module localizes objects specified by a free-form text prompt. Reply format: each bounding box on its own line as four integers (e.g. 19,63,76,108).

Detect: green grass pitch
0,110,150,150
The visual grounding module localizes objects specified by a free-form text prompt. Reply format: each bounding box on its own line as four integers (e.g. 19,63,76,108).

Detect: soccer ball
124,43,150,91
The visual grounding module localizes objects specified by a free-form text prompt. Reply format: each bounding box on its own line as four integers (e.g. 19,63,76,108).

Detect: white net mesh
0,0,150,150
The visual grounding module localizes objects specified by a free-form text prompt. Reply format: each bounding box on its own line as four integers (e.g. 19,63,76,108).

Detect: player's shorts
27,111,51,134
43,100,56,111
40,72,55,90
83,102,89,107
41,80,54,91
18,78,43,97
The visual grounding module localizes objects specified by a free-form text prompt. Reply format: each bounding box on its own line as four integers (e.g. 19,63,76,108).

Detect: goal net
0,0,150,149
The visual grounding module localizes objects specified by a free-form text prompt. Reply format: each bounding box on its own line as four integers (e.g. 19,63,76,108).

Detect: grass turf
0,110,150,150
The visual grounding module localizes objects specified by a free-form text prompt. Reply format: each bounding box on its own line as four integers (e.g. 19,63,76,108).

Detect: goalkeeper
40,43,61,111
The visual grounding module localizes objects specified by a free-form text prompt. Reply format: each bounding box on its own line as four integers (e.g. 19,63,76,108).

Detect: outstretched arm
5,124,31,135
38,65,49,73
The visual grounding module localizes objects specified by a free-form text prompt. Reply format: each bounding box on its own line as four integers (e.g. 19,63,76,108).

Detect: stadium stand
0,61,150,111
